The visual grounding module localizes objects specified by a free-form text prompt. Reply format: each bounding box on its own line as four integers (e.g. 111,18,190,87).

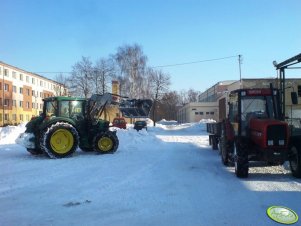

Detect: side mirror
291,92,298,105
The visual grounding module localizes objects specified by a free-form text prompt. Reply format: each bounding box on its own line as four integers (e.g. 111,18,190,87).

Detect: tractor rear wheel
40,122,79,159
289,143,301,178
93,131,119,154
234,141,249,178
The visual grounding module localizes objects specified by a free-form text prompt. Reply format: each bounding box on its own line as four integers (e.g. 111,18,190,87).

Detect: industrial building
177,78,301,123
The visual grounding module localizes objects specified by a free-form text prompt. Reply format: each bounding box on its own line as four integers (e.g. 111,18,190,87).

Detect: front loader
17,93,152,159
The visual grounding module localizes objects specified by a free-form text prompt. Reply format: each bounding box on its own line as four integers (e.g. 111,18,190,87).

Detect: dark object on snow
134,121,147,131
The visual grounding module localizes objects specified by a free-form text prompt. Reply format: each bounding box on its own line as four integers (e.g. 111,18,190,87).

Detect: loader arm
88,93,153,122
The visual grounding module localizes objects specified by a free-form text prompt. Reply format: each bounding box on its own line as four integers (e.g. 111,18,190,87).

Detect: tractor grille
266,125,287,146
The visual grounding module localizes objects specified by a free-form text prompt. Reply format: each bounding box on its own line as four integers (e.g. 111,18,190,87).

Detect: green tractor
17,93,152,159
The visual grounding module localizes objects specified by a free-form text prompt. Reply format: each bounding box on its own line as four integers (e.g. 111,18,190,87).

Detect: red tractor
210,87,301,178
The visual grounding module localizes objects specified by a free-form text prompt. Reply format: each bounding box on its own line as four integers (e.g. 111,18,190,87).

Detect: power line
152,55,238,68
31,55,239,73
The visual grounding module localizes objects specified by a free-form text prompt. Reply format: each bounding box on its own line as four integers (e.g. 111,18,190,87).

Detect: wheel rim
290,146,299,171
98,137,113,152
50,129,74,154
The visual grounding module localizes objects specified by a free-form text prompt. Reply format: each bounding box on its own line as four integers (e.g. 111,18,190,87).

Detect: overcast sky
1,0,300,92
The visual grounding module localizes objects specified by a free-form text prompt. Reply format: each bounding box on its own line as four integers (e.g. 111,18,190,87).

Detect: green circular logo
267,206,298,224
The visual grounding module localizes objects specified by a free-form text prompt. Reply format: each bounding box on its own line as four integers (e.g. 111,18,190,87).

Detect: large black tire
234,141,249,178
289,143,301,178
93,131,119,154
40,122,79,159
212,136,218,150
26,148,43,155
220,126,229,166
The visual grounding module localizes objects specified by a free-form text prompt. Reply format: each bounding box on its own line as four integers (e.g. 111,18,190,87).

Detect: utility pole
238,54,242,88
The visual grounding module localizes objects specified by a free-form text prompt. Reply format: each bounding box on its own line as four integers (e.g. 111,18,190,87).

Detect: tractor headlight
268,140,274,146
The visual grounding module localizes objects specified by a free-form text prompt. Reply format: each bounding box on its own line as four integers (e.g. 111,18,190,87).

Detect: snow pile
0,123,26,145
156,119,178,125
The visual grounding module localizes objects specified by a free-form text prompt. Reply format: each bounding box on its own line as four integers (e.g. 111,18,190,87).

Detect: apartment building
0,61,67,126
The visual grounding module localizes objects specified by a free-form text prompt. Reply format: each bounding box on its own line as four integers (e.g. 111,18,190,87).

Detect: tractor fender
39,117,77,132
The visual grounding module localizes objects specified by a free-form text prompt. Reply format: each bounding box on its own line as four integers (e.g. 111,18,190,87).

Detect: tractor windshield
58,100,84,118
240,95,275,135
241,96,275,121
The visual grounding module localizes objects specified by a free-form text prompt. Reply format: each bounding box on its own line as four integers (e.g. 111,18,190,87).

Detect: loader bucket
119,99,153,118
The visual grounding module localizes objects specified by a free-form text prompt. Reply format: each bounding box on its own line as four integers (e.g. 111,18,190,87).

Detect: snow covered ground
0,121,300,226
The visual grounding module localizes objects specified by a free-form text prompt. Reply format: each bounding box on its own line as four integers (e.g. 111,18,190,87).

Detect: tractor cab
228,88,282,137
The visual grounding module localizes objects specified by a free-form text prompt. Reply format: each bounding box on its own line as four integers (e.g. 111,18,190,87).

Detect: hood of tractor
249,118,289,149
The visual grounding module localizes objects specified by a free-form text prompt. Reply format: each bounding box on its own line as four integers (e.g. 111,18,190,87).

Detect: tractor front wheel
40,122,79,159
234,141,249,178
289,143,301,178
93,131,119,154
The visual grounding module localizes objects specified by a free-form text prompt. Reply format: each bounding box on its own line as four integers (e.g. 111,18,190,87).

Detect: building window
12,71,16,79
19,87,23,94
192,108,196,111
200,112,204,115
19,101,23,107
13,86,17,93
40,80,43,86
26,89,30,96
20,73,23,81
32,103,35,108
40,92,43,98
210,112,214,115
12,114,17,121
0,113,2,121
206,112,210,115
4,99,9,106
195,112,199,115
13,100,16,107
4,114,9,121
26,76,29,83
4,84,9,91
32,77,35,84
26,102,30,109
0,82,1,90
20,114,23,121
40,103,43,109
4,69,8,76
26,115,30,121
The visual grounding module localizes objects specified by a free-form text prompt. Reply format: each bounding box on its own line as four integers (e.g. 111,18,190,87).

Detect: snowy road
0,122,300,226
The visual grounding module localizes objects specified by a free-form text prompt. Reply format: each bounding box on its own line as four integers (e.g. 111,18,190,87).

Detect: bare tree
160,91,180,120
114,44,147,98
93,58,115,94
54,73,68,96
187,88,200,102
179,89,189,105
149,69,171,126
69,56,93,98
